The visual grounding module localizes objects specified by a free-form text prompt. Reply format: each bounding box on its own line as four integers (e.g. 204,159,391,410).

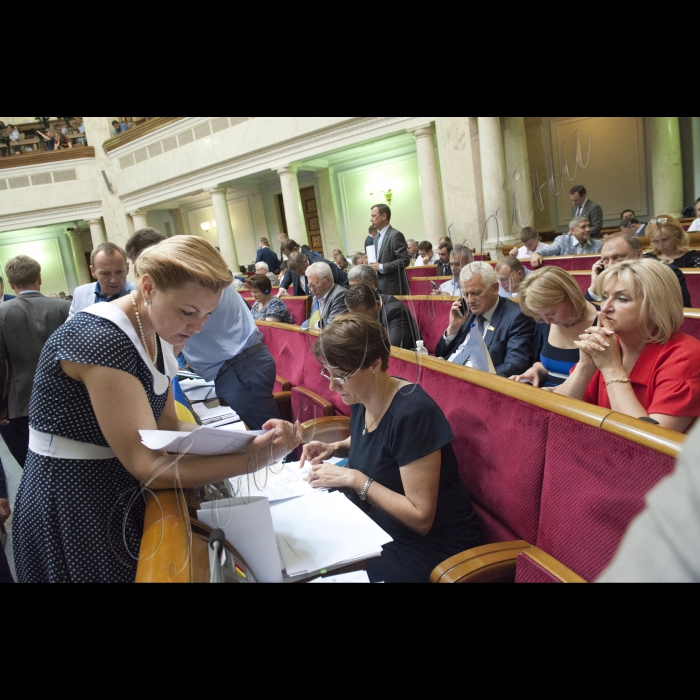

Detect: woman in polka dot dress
13,237,297,583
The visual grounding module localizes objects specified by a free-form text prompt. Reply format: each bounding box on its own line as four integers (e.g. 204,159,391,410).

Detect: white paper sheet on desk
192,403,239,427
309,571,370,584
139,427,268,455
179,378,214,391
271,490,392,577
232,462,315,502
183,386,218,402
366,245,377,264
198,497,282,584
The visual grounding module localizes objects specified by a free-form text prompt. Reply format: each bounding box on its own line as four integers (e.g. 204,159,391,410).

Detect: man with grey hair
435,245,473,296
435,261,534,377
278,251,348,297
255,261,279,287
529,216,603,269
301,262,348,330
348,264,379,289
406,239,419,263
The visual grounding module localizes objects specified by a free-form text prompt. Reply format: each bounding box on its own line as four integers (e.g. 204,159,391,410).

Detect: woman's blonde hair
519,266,587,322
595,259,683,344
135,235,233,293
646,215,689,257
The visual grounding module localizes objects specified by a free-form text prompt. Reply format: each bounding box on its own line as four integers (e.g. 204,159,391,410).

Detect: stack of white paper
179,378,217,402
192,402,239,427
232,461,316,503
309,571,371,584
140,427,268,455
271,491,392,578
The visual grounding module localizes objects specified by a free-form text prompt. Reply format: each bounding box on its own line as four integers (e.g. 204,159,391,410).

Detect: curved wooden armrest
520,548,587,584
431,541,532,584
300,416,351,445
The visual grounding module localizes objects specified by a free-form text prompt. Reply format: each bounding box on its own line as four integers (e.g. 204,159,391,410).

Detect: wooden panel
431,541,531,584
0,147,95,170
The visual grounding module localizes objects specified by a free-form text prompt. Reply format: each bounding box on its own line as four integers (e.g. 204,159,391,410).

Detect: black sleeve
0,458,7,499
279,270,292,291
385,303,420,349
670,266,692,308
382,231,411,275
589,204,604,237
494,311,536,378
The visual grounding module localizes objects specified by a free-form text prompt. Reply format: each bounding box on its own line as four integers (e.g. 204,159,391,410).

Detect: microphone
209,529,227,583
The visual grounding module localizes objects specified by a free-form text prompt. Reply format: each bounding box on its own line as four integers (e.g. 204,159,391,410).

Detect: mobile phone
595,261,605,274
456,298,467,318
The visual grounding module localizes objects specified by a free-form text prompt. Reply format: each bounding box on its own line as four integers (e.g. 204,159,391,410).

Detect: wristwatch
358,478,374,502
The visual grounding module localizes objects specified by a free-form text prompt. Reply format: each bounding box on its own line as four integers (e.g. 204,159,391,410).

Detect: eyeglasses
308,282,323,291
321,367,359,385
649,219,669,225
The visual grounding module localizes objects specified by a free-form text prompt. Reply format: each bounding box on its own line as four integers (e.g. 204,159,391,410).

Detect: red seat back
514,553,562,584
291,387,335,425
535,413,675,582
264,327,310,388
281,297,311,327
399,298,453,355
406,266,437,282
301,339,351,417
682,316,700,341
681,271,700,308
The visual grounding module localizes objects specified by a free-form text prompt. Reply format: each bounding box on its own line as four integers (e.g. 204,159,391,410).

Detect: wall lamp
200,221,217,232
365,182,394,206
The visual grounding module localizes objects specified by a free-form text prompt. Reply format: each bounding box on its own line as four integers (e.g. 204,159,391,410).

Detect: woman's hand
0,498,11,526
510,366,543,388
574,314,623,373
256,419,302,466
300,441,336,469
308,464,363,491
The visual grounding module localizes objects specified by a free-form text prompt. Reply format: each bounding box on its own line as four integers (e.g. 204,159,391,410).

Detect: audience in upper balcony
76,118,86,146
247,274,293,325
36,128,55,151
437,243,452,276
435,245,472,297
111,120,128,136
529,216,603,269
620,217,646,237
345,280,421,350
588,232,691,308
555,259,700,433
332,249,352,273
255,237,280,275
70,243,136,317
645,215,700,269
688,198,700,232
255,262,279,287
511,267,599,388
570,185,604,238
435,261,535,377
495,256,531,299
278,249,348,297
302,314,480,583
416,241,440,266
301,262,348,331
510,227,547,260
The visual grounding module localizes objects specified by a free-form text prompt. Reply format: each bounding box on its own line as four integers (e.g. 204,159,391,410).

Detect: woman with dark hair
247,274,293,324
300,315,480,583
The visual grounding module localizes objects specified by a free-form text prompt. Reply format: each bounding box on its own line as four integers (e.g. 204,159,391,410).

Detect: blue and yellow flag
172,378,200,425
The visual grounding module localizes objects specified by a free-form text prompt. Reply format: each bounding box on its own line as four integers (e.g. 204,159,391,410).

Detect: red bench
396,297,453,355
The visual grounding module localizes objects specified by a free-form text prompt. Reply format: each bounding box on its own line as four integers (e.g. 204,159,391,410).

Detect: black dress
348,385,480,583
13,304,177,583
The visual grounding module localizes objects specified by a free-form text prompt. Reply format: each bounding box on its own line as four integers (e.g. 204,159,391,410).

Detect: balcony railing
0,146,95,170
103,117,187,153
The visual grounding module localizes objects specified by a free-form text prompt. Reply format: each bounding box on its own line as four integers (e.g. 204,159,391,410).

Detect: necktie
452,316,485,366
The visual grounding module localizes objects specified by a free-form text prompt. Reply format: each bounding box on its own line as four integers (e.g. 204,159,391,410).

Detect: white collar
481,299,500,323
378,225,391,236
82,302,177,395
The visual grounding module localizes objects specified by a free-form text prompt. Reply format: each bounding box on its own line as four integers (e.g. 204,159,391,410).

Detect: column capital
276,164,299,176
87,218,103,227
208,185,228,196
128,209,147,218
408,123,436,139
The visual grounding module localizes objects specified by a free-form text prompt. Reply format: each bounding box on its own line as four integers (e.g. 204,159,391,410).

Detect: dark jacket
279,256,349,296
379,295,421,349
0,292,70,418
435,297,535,378
256,247,281,274
318,285,349,330
572,199,604,238
375,226,411,297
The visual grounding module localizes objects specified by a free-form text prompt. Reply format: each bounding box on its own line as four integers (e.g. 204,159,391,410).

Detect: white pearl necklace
130,291,158,366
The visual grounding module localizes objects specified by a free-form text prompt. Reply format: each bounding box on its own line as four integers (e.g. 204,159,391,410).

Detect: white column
315,169,342,254
67,230,92,286
277,165,308,245
208,186,240,272
650,117,684,217
478,117,511,246
410,124,447,244
129,210,149,231
87,218,107,249
502,117,533,238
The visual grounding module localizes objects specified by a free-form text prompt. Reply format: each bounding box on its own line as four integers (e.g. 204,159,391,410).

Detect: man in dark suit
278,251,348,297
0,276,15,303
255,238,280,275
345,283,421,350
570,185,604,238
0,255,70,468
435,261,534,377
368,204,411,297
302,262,348,331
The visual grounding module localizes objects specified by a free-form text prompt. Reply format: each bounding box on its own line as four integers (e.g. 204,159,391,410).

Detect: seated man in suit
570,185,604,238
435,261,535,377
495,256,532,299
69,242,135,317
437,243,453,276
345,278,421,350
278,251,349,297
0,255,71,468
530,216,603,269
620,217,647,238
368,205,411,296
255,261,279,287
436,246,472,297
587,232,692,308
0,276,15,303
406,239,419,264
255,237,281,275
302,263,348,330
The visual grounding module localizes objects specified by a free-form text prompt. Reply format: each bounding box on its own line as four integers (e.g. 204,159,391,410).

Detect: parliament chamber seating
257,322,684,583
396,297,453,354
406,266,437,283
409,277,453,296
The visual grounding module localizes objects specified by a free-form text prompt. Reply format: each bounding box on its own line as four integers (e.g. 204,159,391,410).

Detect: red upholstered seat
301,340,351,416
514,552,562,584
291,387,335,425
681,271,700,308
256,322,271,347
399,298,453,355
406,266,437,282
281,297,311,327
535,413,675,582
274,375,292,393
265,328,310,388
571,272,592,297
682,316,700,341
388,356,548,545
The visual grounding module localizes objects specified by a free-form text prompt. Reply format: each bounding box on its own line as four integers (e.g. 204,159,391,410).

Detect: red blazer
584,332,700,419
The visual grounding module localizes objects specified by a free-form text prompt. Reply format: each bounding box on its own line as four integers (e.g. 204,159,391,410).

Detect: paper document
309,571,370,584
179,379,217,402
139,427,268,455
192,402,239,427
232,461,316,503
198,498,282,584
469,324,497,374
366,245,377,265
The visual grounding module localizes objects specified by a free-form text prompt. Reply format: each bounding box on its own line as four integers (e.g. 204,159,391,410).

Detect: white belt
29,428,117,461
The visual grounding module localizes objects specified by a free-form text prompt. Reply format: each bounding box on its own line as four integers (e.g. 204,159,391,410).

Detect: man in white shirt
416,241,440,266
688,198,700,232
436,246,472,297
510,227,547,260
